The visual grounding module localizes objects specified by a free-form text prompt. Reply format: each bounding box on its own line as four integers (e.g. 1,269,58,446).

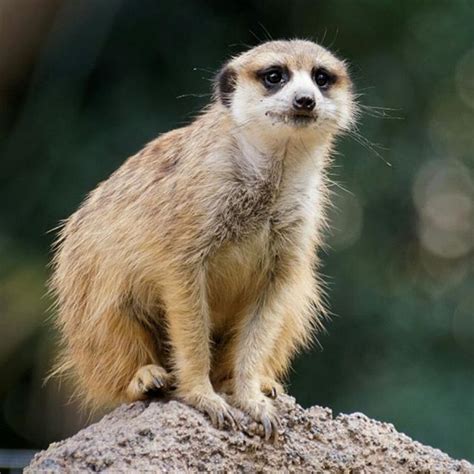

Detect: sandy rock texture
27,395,472,473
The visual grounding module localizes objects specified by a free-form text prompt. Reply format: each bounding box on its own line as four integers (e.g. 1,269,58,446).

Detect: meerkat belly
208,226,272,331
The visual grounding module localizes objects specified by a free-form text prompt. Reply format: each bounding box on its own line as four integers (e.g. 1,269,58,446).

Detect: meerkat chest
269,160,324,243
208,164,323,322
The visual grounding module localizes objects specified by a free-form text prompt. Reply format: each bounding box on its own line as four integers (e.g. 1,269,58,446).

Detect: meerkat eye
259,67,289,89
313,68,333,90
265,70,283,84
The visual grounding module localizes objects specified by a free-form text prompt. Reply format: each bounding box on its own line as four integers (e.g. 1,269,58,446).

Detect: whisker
358,104,404,120
176,93,212,100
327,28,339,50
318,28,328,47
325,177,354,196
249,29,265,44
258,22,274,41
352,127,388,151
228,42,253,51
349,129,392,167
192,67,216,75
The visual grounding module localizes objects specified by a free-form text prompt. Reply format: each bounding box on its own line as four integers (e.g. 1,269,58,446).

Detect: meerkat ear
215,64,237,108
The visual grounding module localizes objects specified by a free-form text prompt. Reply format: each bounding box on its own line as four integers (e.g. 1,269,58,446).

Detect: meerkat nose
293,94,316,112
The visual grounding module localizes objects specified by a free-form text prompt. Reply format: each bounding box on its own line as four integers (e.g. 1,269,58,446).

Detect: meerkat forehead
235,40,347,75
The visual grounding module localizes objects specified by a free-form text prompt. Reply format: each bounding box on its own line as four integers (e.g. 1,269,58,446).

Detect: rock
26,395,473,472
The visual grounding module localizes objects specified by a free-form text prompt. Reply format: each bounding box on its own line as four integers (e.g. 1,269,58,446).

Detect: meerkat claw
189,392,240,431
266,387,277,399
209,408,234,430
210,410,223,429
127,364,171,400
261,379,284,399
262,417,271,440
151,375,164,390
261,413,280,442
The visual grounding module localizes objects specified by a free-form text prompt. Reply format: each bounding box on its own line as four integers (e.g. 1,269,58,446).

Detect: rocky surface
27,395,473,472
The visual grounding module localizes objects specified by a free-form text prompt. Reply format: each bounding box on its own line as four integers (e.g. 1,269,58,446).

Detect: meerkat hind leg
126,364,173,400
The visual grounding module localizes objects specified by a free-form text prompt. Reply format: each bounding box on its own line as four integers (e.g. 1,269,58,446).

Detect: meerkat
49,39,356,440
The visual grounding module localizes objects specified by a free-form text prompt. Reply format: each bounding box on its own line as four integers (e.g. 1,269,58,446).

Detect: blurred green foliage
0,0,472,461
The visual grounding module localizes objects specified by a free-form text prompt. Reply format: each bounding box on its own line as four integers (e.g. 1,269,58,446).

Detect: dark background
0,0,473,462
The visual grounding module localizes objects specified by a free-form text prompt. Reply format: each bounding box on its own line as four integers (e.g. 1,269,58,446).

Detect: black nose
293,94,315,111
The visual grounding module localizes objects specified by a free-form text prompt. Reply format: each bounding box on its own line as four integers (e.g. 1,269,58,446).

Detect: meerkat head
215,40,356,144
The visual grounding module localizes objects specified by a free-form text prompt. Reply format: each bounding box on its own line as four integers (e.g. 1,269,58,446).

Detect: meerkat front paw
231,393,280,441
126,364,172,401
181,390,241,430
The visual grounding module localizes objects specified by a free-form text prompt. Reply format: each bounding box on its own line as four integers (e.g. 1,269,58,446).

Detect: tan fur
49,40,355,437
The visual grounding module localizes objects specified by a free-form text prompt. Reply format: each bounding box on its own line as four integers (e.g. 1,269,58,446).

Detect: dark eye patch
256,65,290,94
311,67,337,91
215,64,237,107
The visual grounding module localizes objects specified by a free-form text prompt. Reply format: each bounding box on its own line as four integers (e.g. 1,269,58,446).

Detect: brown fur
49,40,355,438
